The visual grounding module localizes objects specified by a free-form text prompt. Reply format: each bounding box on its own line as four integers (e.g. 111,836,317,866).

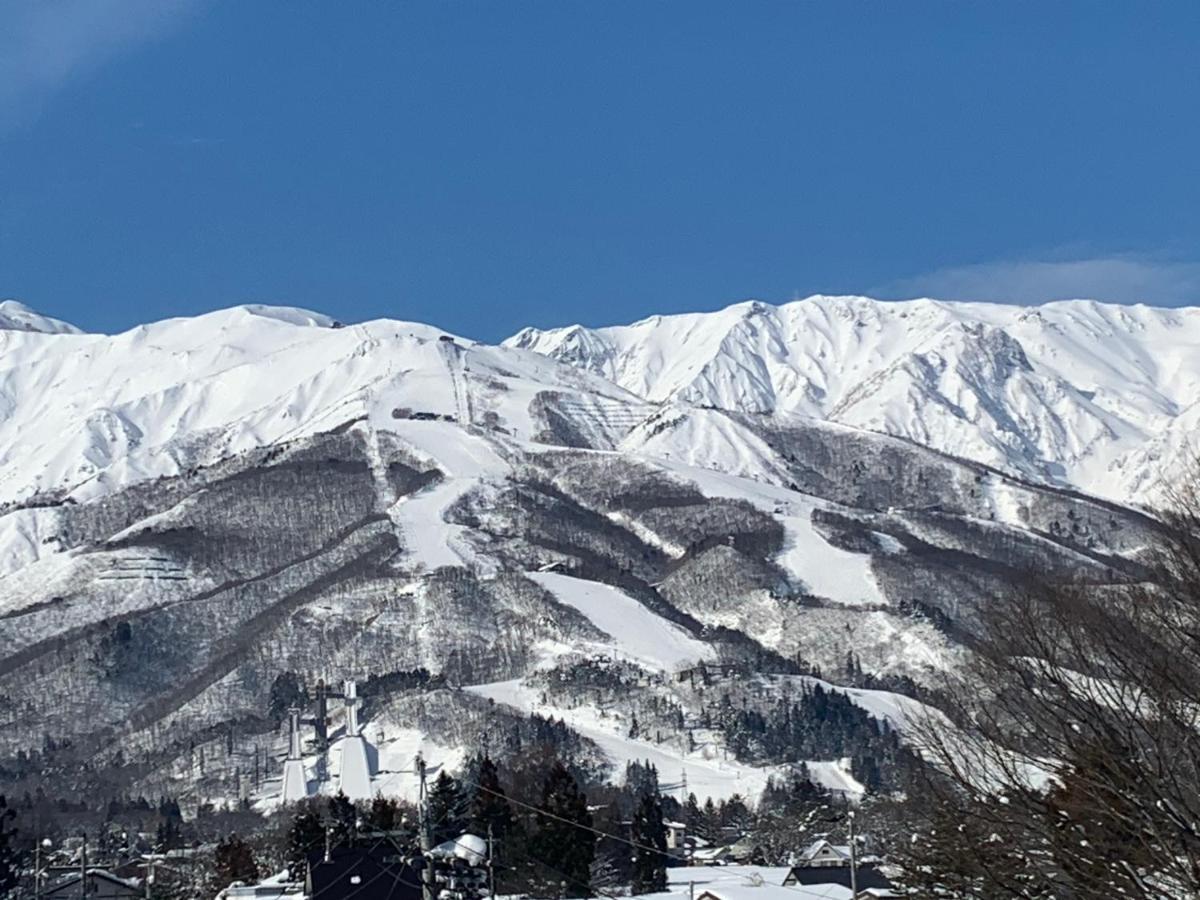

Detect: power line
460,777,678,862
501,839,627,900
304,832,426,900
309,778,477,900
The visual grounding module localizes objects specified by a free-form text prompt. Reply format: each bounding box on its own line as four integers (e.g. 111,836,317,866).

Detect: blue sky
1,1,1199,339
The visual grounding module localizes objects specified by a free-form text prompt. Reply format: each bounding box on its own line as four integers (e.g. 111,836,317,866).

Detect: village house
43,869,143,900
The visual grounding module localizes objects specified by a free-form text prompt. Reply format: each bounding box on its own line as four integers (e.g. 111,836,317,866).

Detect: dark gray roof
784,864,894,891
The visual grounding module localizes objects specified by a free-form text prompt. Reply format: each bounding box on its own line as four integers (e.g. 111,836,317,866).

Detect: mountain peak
504,295,1200,502
0,299,84,335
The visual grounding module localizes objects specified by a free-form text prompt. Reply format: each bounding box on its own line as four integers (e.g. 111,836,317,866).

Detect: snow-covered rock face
0,297,1175,809
506,295,1200,503
0,299,82,334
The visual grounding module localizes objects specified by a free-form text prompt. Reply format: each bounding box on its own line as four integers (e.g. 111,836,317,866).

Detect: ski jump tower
338,679,374,800
281,707,309,803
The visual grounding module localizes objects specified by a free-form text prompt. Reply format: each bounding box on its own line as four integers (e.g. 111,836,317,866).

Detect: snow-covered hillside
0,304,644,506
0,297,1171,812
507,295,1200,503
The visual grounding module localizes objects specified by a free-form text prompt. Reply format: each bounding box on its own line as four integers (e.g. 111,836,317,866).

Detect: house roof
308,846,423,900
799,839,851,863
47,869,142,895
690,846,733,861
785,864,894,892
662,864,868,900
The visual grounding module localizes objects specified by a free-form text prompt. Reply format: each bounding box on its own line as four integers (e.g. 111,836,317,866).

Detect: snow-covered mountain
0,298,82,335
0,297,1171,811
507,295,1200,503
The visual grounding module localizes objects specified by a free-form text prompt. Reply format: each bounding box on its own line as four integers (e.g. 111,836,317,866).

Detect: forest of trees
711,682,909,790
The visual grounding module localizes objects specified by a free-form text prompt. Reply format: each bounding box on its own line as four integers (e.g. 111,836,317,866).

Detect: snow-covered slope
0,297,1171,812
0,304,639,505
507,295,1200,502
0,298,82,334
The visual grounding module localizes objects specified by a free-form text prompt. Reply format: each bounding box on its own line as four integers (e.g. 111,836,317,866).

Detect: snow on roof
690,845,731,860
798,839,851,863
663,865,856,900
48,868,142,892
431,833,487,866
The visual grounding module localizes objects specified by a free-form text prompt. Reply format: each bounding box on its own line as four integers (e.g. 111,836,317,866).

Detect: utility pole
34,839,47,900
847,811,858,898
487,823,496,900
79,833,87,900
418,754,435,900
143,856,154,900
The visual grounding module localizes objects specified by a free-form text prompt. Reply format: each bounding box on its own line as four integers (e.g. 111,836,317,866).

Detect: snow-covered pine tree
530,762,594,898
630,792,668,893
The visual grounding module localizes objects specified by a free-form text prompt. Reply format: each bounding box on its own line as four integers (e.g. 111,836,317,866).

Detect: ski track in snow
528,571,714,670
644,457,887,606
384,420,507,572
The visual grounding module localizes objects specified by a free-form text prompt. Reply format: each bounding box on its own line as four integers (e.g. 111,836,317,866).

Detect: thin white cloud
0,0,204,127
877,256,1200,307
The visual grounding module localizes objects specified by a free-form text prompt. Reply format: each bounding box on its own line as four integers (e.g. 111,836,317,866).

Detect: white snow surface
508,294,1200,502
0,304,635,506
528,571,714,669
3,294,1195,515
0,299,81,334
663,865,862,900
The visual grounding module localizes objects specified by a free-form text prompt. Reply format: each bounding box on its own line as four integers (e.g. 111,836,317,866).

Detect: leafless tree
897,463,1200,898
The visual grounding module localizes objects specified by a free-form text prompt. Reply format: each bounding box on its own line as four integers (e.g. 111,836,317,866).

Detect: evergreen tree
428,771,465,844
719,794,751,833
213,833,259,890
530,762,595,898
466,756,515,839
624,761,660,800
682,792,706,838
630,793,668,894
702,797,719,840
268,672,309,723
154,797,184,852
0,795,21,897
365,796,405,833
327,792,358,847
284,799,325,878
465,756,527,892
